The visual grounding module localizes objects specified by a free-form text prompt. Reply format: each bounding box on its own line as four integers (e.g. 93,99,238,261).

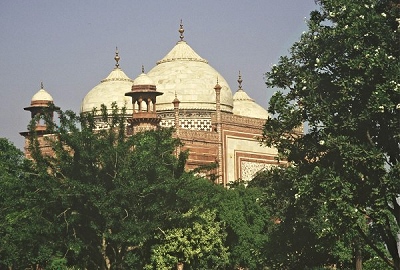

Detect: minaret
125,66,163,133
214,79,223,185
20,82,59,158
172,92,180,135
172,92,181,157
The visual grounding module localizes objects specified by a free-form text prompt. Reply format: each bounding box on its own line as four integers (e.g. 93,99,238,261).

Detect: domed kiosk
22,82,58,130
20,83,59,158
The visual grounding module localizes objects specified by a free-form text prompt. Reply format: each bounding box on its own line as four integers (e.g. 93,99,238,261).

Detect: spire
141,65,145,74
214,76,221,90
40,81,44,89
172,90,180,144
179,19,184,41
114,47,120,68
173,91,180,104
237,71,243,90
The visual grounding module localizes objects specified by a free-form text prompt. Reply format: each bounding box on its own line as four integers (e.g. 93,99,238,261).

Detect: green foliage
145,208,229,270
252,167,384,269
28,105,194,269
7,104,270,269
263,0,399,268
48,256,68,270
0,138,61,268
220,182,271,269
1,109,272,269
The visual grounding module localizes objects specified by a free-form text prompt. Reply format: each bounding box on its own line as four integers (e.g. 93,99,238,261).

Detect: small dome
81,67,134,113
147,40,233,112
233,89,269,119
233,89,253,101
133,72,155,86
31,87,53,103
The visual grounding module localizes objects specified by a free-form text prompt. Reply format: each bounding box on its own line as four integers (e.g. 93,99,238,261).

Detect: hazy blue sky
0,1,318,150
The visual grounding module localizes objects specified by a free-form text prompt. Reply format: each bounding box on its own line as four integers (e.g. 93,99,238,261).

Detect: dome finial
214,76,221,90
172,91,180,106
141,65,145,74
179,19,185,41
114,47,120,68
237,71,243,90
40,81,44,89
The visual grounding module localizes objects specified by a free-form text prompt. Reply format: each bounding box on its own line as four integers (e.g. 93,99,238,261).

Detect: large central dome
147,40,233,113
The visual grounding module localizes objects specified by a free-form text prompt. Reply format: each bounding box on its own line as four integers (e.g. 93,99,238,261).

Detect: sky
0,0,318,150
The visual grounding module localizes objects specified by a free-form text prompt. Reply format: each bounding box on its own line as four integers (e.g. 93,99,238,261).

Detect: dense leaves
219,182,271,269
145,208,229,269
262,0,399,268
0,106,272,269
25,106,200,269
0,138,61,268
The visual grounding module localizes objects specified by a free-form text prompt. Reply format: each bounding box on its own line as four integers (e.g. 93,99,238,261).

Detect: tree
263,0,399,268
219,182,271,269
145,208,229,270
24,104,270,269
0,138,63,269
252,167,390,269
2,105,276,269
23,105,201,269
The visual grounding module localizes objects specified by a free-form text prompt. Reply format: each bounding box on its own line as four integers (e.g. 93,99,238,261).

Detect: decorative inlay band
241,161,273,181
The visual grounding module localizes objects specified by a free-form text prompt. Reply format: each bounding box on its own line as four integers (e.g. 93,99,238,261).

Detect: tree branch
158,227,167,237
392,197,400,227
355,225,393,268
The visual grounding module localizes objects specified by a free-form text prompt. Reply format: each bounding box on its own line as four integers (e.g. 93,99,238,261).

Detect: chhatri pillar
125,66,163,133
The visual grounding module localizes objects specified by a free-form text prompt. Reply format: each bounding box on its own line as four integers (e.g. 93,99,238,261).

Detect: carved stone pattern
241,161,274,181
179,129,219,142
93,119,130,131
134,125,156,133
160,119,174,128
181,118,212,131
159,111,212,119
211,113,266,128
158,113,174,119
160,118,212,131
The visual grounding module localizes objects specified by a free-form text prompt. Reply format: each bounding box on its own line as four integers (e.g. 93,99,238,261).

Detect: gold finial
40,81,44,89
238,71,243,90
141,65,145,73
179,19,184,41
114,47,120,68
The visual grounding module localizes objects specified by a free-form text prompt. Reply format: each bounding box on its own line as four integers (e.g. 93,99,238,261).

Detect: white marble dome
133,72,155,86
32,87,54,103
81,66,134,114
233,88,269,119
147,40,233,112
